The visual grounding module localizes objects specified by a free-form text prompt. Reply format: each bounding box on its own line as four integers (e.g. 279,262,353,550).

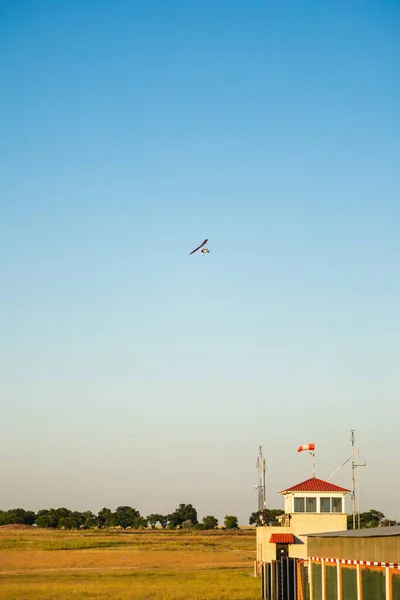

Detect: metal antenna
350,430,366,529
330,430,366,529
350,430,356,530
255,446,267,512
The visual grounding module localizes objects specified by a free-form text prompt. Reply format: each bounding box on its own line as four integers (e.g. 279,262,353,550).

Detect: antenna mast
256,446,267,512
350,430,356,529
350,430,366,529
330,430,366,529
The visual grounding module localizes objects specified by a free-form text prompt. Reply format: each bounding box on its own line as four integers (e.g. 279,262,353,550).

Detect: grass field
0,526,259,599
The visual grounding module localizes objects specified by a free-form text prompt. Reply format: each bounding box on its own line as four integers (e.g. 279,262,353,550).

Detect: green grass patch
0,569,259,600
0,529,255,553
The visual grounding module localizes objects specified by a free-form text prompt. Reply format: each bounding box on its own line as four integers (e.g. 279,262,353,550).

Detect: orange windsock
297,443,315,453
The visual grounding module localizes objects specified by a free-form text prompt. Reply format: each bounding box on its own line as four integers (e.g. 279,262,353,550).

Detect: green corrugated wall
325,564,337,600
312,563,322,600
361,568,385,600
341,566,357,600
393,571,400,600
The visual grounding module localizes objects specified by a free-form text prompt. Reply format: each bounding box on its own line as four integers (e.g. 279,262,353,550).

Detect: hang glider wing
190,238,208,255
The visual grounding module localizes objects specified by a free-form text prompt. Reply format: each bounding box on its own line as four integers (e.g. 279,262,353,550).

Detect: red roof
270,533,295,544
279,477,350,494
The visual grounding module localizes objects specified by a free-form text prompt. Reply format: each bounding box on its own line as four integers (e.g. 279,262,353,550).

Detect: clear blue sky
1,0,399,524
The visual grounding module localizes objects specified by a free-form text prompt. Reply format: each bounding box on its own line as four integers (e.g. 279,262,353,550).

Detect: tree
114,506,141,529
97,508,115,528
0,508,36,526
224,515,239,529
147,514,167,529
35,507,72,528
181,519,193,529
346,510,399,529
36,510,59,528
249,511,262,526
54,508,71,522
58,517,76,530
24,511,37,526
381,518,398,527
81,511,98,529
266,508,284,525
158,515,168,529
249,509,284,526
69,512,86,529
202,515,218,530
133,516,148,529
6,509,28,524
147,514,159,529
360,510,385,528
168,504,198,528
347,509,386,529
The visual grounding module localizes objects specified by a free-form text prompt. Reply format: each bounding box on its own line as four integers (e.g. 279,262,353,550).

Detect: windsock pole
297,443,316,477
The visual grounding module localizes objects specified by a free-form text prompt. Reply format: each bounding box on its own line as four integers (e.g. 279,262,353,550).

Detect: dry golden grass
0,527,259,599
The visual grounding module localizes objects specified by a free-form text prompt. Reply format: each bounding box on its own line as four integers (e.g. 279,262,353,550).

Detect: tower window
294,497,305,512
320,498,331,512
305,497,317,512
332,498,343,513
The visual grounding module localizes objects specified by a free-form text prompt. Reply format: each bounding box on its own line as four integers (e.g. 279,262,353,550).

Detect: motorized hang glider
189,238,209,256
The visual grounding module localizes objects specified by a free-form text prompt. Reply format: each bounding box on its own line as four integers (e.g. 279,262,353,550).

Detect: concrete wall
308,535,400,563
257,513,347,562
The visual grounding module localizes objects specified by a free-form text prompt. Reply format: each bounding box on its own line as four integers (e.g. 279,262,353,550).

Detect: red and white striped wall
310,556,400,569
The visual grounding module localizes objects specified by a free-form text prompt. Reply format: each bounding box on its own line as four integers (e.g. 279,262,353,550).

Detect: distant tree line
249,508,399,528
3,504,394,531
0,503,239,531
346,509,399,529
